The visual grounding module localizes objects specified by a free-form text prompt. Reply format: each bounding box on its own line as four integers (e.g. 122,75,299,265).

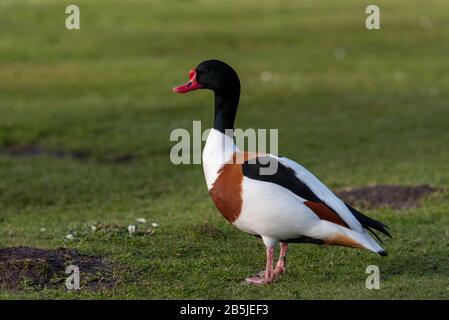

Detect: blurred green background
0,0,448,299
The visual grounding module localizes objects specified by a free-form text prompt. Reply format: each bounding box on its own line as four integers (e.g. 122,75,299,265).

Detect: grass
0,0,448,299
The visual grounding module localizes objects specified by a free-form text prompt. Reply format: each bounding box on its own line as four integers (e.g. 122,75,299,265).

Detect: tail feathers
377,250,388,256
367,227,384,244
345,203,392,239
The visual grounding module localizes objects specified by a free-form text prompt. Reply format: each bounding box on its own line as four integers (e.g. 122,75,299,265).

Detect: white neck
202,128,238,190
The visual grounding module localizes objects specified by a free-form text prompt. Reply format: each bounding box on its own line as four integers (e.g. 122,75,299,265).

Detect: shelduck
172,60,391,285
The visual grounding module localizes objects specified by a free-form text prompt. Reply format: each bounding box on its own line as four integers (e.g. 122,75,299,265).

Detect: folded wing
242,155,390,239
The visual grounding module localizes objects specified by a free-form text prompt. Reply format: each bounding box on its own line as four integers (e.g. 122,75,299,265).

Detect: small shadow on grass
381,252,449,279
195,223,226,239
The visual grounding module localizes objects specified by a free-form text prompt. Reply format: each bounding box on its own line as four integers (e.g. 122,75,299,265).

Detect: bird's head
172,59,240,94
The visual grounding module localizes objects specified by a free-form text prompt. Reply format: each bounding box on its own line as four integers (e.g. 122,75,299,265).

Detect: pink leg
245,246,275,285
274,242,288,278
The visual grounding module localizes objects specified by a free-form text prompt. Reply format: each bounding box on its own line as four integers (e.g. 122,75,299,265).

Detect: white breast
202,129,238,190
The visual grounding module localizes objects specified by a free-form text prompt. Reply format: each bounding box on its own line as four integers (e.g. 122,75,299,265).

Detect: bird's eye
203,68,210,74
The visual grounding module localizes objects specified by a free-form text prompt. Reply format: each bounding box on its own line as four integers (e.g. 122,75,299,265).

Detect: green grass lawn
0,0,448,299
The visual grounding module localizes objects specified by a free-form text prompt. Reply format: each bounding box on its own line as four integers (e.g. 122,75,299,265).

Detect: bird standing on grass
172,60,391,285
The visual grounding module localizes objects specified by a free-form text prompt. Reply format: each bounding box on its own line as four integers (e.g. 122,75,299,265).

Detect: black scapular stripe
242,156,321,203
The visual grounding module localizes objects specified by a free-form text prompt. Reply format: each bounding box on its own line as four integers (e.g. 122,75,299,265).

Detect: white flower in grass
91,225,97,232
128,224,137,234
260,71,273,82
137,218,146,224
334,47,346,60
40,228,46,232
66,234,75,240
151,222,159,228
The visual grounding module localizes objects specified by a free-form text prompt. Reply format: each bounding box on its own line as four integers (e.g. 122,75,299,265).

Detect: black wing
242,156,320,202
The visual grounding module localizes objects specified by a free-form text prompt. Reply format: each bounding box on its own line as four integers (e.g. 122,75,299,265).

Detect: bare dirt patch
0,144,134,164
0,247,117,290
336,185,439,210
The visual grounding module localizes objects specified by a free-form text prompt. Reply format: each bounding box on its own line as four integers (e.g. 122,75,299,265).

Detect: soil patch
336,185,439,210
0,144,134,164
0,247,117,290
